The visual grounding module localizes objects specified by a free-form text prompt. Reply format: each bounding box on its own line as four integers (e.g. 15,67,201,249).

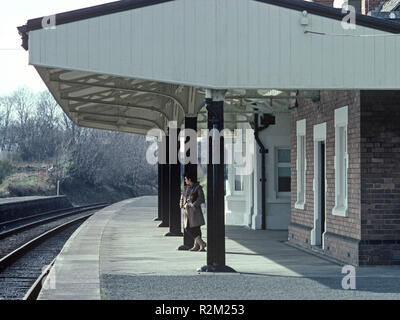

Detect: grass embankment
0,163,52,197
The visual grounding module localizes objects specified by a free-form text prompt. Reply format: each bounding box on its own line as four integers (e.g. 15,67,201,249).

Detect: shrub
7,184,47,197
6,152,22,162
0,160,13,184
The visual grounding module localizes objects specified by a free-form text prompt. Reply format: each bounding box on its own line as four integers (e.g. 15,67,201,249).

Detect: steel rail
0,212,98,272
0,213,98,299
0,203,108,240
23,258,56,300
0,203,107,229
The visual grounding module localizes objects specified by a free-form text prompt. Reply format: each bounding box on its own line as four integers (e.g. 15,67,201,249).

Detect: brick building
287,0,400,265
289,91,400,265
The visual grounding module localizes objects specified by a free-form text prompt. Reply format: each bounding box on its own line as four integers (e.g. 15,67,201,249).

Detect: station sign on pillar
199,89,235,273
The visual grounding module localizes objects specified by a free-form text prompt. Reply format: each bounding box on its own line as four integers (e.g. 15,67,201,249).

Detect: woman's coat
180,182,205,228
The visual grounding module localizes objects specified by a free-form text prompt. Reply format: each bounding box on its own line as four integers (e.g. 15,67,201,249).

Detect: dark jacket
180,182,205,228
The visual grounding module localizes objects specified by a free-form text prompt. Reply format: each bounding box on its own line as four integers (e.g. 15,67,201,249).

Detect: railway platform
0,196,72,223
0,195,70,205
38,196,400,300
0,196,49,205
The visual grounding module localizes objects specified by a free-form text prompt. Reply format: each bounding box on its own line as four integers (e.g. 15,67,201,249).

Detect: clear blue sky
0,0,109,95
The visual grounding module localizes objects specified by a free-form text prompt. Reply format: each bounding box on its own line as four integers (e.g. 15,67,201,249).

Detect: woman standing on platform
180,171,206,251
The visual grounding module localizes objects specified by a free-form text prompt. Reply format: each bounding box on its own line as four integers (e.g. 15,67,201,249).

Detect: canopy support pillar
158,135,170,228
154,162,162,221
199,89,236,273
165,127,183,237
178,116,198,250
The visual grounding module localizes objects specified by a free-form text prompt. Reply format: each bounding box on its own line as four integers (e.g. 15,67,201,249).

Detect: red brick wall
364,0,386,13
359,91,400,265
312,0,335,6
289,90,361,265
289,90,400,266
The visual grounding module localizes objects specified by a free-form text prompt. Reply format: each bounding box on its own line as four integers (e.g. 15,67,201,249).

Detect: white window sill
294,202,305,210
332,205,348,217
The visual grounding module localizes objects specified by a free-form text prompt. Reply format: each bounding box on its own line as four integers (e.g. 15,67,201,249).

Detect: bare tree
0,95,13,151
13,87,34,128
34,91,63,160
0,87,158,196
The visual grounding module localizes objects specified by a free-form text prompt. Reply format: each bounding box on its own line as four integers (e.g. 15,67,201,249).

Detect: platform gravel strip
100,273,400,300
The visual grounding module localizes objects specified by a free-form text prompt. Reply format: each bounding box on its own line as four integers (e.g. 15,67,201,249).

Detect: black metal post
165,128,183,236
158,135,169,228
154,162,162,221
254,113,274,230
254,114,267,230
178,116,198,250
199,90,235,273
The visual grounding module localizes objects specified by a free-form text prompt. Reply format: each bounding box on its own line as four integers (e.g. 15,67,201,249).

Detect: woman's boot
197,237,206,251
189,237,200,251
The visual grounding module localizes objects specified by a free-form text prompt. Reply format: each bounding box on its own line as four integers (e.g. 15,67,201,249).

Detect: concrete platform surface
38,196,400,300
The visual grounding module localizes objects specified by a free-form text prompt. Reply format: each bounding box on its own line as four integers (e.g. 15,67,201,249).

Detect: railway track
0,203,108,300
0,203,107,239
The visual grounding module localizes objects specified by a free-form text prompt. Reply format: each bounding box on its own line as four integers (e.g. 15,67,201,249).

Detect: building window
224,165,228,195
277,148,291,195
235,174,244,191
295,119,306,210
333,106,348,217
233,149,245,193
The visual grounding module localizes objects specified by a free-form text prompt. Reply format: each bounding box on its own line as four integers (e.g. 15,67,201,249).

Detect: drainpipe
253,114,269,230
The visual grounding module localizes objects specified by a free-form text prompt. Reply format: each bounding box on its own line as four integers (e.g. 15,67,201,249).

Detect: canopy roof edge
18,0,400,50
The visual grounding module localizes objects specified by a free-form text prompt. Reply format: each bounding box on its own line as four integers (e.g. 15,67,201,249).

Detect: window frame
295,119,306,210
232,139,245,196
275,147,291,198
332,106,349,217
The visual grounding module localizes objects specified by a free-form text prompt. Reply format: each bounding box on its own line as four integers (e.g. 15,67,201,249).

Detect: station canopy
18,0,400,135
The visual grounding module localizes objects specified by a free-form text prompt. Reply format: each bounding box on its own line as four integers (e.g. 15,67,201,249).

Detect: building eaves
17,0,400,51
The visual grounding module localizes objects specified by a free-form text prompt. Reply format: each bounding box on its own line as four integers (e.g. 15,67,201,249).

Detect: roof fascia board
26,0,174,32
17,0,400,51
256,0,400,33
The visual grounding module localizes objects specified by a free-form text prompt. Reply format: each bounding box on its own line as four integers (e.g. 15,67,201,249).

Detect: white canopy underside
37,66,295,134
